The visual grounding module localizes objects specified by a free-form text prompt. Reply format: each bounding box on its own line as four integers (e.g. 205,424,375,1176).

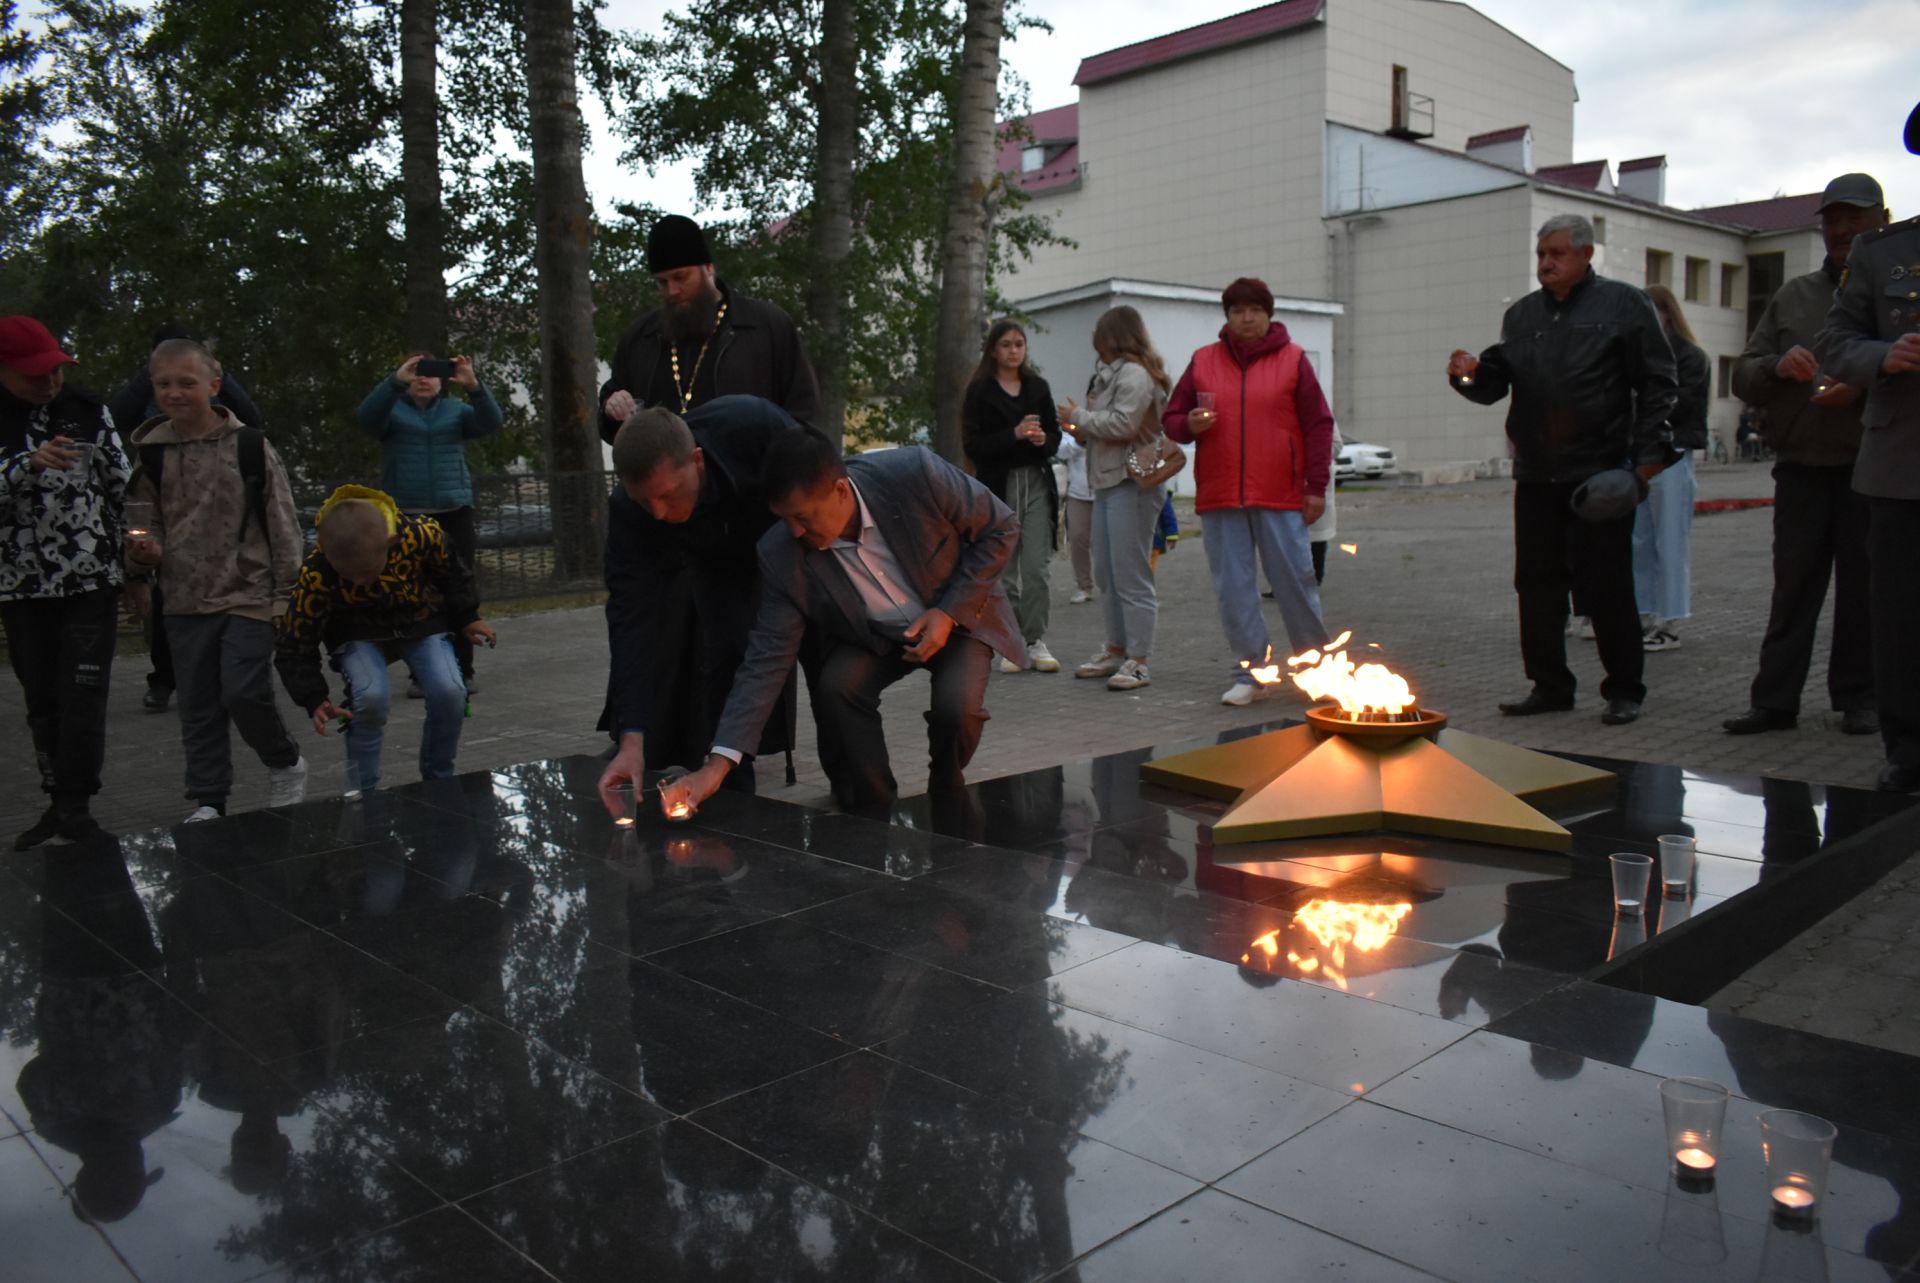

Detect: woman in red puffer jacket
1164,277,1333,706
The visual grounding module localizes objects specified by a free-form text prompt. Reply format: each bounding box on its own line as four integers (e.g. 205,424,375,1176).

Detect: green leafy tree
614,0,1065,447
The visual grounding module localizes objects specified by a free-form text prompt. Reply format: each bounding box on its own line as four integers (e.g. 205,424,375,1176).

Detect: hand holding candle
597,732,645,821
661,755,730,820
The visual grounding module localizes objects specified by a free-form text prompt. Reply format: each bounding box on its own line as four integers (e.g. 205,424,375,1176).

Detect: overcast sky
594,0,1920,221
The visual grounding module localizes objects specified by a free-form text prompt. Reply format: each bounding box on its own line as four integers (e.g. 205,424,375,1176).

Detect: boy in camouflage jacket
126,340,306,821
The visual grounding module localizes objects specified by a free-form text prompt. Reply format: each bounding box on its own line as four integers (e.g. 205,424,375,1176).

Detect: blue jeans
337,634,464,792
1200,507,1328,682
1633,451,1695,622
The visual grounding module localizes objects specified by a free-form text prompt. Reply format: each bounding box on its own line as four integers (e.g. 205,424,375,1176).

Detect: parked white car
1335,442,1397,482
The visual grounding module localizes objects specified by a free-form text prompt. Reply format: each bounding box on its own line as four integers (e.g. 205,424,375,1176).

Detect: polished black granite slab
2,729,1917,1280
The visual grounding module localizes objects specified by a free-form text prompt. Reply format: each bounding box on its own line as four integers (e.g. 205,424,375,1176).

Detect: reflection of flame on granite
1242,898,1414,991
1147,629,1614,853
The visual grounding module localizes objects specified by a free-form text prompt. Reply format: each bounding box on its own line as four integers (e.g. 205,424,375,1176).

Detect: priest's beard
665,284,724,344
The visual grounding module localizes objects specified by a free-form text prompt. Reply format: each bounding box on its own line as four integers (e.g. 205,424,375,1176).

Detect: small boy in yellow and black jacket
274,485,496,793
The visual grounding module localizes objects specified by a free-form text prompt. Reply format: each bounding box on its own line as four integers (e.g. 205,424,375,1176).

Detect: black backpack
136,427,271,546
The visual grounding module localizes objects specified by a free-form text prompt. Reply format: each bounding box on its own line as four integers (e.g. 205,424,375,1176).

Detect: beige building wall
1748,228,1826,283
1323,0,1576,167
1003,25,1330,302
1341,186,1535,468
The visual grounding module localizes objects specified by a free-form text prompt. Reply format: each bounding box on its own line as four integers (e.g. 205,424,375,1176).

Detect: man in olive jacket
1448,213,1677,727
1817,105,1920,790
1725,173,1887,740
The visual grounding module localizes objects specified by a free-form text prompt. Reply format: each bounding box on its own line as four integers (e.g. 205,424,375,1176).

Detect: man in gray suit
1816,103,1920,790
660,431,1025,818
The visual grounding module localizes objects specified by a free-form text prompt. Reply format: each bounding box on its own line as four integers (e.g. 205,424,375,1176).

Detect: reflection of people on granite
158,828,349,1195
1065,754,1209,951
17,844,184,1221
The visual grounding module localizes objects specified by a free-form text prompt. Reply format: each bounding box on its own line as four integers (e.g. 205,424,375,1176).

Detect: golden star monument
1141,635,1613,854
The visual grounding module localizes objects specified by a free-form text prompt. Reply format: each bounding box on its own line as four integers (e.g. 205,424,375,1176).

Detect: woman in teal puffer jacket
358,353,503,690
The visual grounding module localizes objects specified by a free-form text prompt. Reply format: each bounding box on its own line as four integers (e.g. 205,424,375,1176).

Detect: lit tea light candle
665,800,693,821
1771,1185,1816,1214
1675,1147,1716,1175
614,816,634,829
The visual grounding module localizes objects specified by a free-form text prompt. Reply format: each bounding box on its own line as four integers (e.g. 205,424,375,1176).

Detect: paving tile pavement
6,461,1913,1053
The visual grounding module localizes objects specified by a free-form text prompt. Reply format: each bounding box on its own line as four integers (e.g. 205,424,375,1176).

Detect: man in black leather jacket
1448,213,1677,725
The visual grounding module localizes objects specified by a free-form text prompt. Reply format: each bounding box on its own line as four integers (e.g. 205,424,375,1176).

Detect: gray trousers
1093,480,1162,658
166,613,300,805
1003,465,1054,645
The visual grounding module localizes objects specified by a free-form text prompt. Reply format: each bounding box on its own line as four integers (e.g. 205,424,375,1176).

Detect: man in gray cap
1724,174,1887,740
1447,213,1677,726
1817,107,1920,790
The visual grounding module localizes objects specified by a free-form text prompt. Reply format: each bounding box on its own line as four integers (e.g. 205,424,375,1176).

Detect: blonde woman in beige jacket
1058,306,1172,691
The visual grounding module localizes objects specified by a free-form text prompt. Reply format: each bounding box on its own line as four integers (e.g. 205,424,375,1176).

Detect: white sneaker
1076,649,1124,679
1069,589,1093,604
1107,659,1150,690
183,805,220,824
1028,641,1060,673
999,655,1022,674
1221,680,1265,707
268,756,309,807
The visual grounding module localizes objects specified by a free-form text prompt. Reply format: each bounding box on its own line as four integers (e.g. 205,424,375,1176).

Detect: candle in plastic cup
613,783,637,828
1609,852,1654,916
1658,833,1696,896
1195,392,1216,413
1760,1110,1835,1219
1660,1077,1729,1183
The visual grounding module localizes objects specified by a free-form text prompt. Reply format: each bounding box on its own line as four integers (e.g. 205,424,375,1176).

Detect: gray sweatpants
165,613,300,806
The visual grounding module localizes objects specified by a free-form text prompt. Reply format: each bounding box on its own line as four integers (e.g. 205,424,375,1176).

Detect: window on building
1591,216,1607,245
1646,249,1672,287
1021,145,1045,174
1717,356,1735,399
1391,65,1407,131
1720,263,1741,309
1685,257,1710,303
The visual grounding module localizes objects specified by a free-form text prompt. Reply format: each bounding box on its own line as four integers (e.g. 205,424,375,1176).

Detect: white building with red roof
1002,0,1826,475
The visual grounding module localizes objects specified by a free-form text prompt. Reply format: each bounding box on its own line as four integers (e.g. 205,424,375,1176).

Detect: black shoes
143,685,173,713
1877,763,1920,793
1723,707,1796,735
1841,708,1880,736
1499,691,1576,716
14,805,60,850
1601,698,1642,726
14,805,108,849
1722,708,1879,736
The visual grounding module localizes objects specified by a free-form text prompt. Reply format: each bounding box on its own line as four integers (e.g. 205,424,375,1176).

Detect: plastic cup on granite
1610,852,1653,916
1760,1110,1836,1220
1658,834,1696,897
1660,1077,1729,1184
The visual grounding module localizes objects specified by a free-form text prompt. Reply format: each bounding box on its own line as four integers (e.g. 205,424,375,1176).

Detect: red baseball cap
0,316,77,377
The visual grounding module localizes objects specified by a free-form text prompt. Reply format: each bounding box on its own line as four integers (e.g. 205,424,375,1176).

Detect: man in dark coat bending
597,397,804,811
